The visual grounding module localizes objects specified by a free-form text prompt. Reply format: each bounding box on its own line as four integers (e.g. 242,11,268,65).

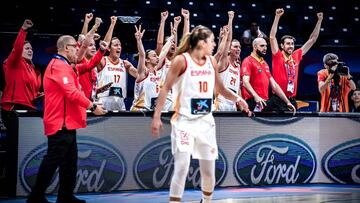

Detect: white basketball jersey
96,56,127,99
159,58,173,111
132,69,161,111
217,62,241,106
172,52,215,119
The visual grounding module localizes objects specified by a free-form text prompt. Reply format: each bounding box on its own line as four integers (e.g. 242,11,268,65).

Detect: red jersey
272,49,303,98
241,53,272,100
77,49,106,99
1,28,41,110
317,69,352,112
43,54,91,136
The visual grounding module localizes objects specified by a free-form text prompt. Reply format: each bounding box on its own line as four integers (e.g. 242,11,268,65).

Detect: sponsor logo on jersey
20,136,126,193
133,136,227,189
322,139,360,184
234,134,316,185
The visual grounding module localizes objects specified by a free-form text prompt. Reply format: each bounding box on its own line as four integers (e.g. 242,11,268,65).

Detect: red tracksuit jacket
1,28,41,111
43,54,90,136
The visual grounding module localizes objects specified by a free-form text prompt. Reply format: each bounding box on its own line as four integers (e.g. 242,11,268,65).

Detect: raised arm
269,8,284,55
172,16,182,50
155,11,168,56
181,8,190,37
103,16,117,44
97,16,117,70
301,12,323,55
77,17,102,61
81,13,93,35
156,35,175,70
7,19,33,66
214,25,229,62
134,24,147,82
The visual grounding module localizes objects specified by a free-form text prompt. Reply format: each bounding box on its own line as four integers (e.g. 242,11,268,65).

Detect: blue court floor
1,184,360,203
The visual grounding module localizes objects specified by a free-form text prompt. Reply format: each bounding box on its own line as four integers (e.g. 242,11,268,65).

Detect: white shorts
217,101,237,111
98,96,126,111
216,97,237,111
170,114,218,160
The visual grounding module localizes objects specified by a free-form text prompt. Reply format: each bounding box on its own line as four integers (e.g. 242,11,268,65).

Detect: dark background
1,0,359,100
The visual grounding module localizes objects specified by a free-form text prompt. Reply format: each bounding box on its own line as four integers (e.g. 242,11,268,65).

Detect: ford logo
133,136,227,189
322,139,360,184
20,136,127,193
234,134,316,185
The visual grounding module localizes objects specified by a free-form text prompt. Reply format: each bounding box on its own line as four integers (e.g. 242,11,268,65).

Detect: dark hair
323,53,338,65
280,35,296,44
175,25,213,56
133,49,153,61
109,37,121,47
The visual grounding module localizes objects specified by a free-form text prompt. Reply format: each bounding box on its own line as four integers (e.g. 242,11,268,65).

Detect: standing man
270,8,323,108
241,38,296,113
27,35,106,203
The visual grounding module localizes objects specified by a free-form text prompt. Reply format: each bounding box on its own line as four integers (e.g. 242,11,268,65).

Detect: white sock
201,194,212,203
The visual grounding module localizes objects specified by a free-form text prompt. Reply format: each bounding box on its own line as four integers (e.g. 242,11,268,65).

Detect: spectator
350,88,360,112
242,21,268,45
317,53,356,112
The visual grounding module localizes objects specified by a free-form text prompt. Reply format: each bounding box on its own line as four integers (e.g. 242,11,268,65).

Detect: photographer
317,53,356,112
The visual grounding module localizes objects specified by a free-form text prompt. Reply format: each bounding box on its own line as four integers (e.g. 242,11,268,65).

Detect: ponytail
175,25,213,57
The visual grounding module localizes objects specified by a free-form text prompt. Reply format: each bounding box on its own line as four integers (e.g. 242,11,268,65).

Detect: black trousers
246,95,298,113
0,109,19,197
30,128,78,199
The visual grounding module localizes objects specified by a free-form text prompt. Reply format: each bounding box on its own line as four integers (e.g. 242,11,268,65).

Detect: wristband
347,76,353,81
90,103,97,112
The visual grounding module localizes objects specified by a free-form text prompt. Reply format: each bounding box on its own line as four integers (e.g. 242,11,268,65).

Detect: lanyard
285,59,296,82
53,54,70,65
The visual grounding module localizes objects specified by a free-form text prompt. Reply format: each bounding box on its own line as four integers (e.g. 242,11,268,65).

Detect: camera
327,60,349,76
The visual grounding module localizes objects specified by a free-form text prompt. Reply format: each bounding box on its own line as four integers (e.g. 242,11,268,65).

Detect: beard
256,49,266,58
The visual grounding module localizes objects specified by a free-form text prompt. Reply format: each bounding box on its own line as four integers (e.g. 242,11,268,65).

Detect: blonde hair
175,25,213,56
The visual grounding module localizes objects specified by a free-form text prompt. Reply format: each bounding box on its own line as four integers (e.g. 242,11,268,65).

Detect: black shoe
200,199,203,203
56,195,86,203
27,195,51,203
